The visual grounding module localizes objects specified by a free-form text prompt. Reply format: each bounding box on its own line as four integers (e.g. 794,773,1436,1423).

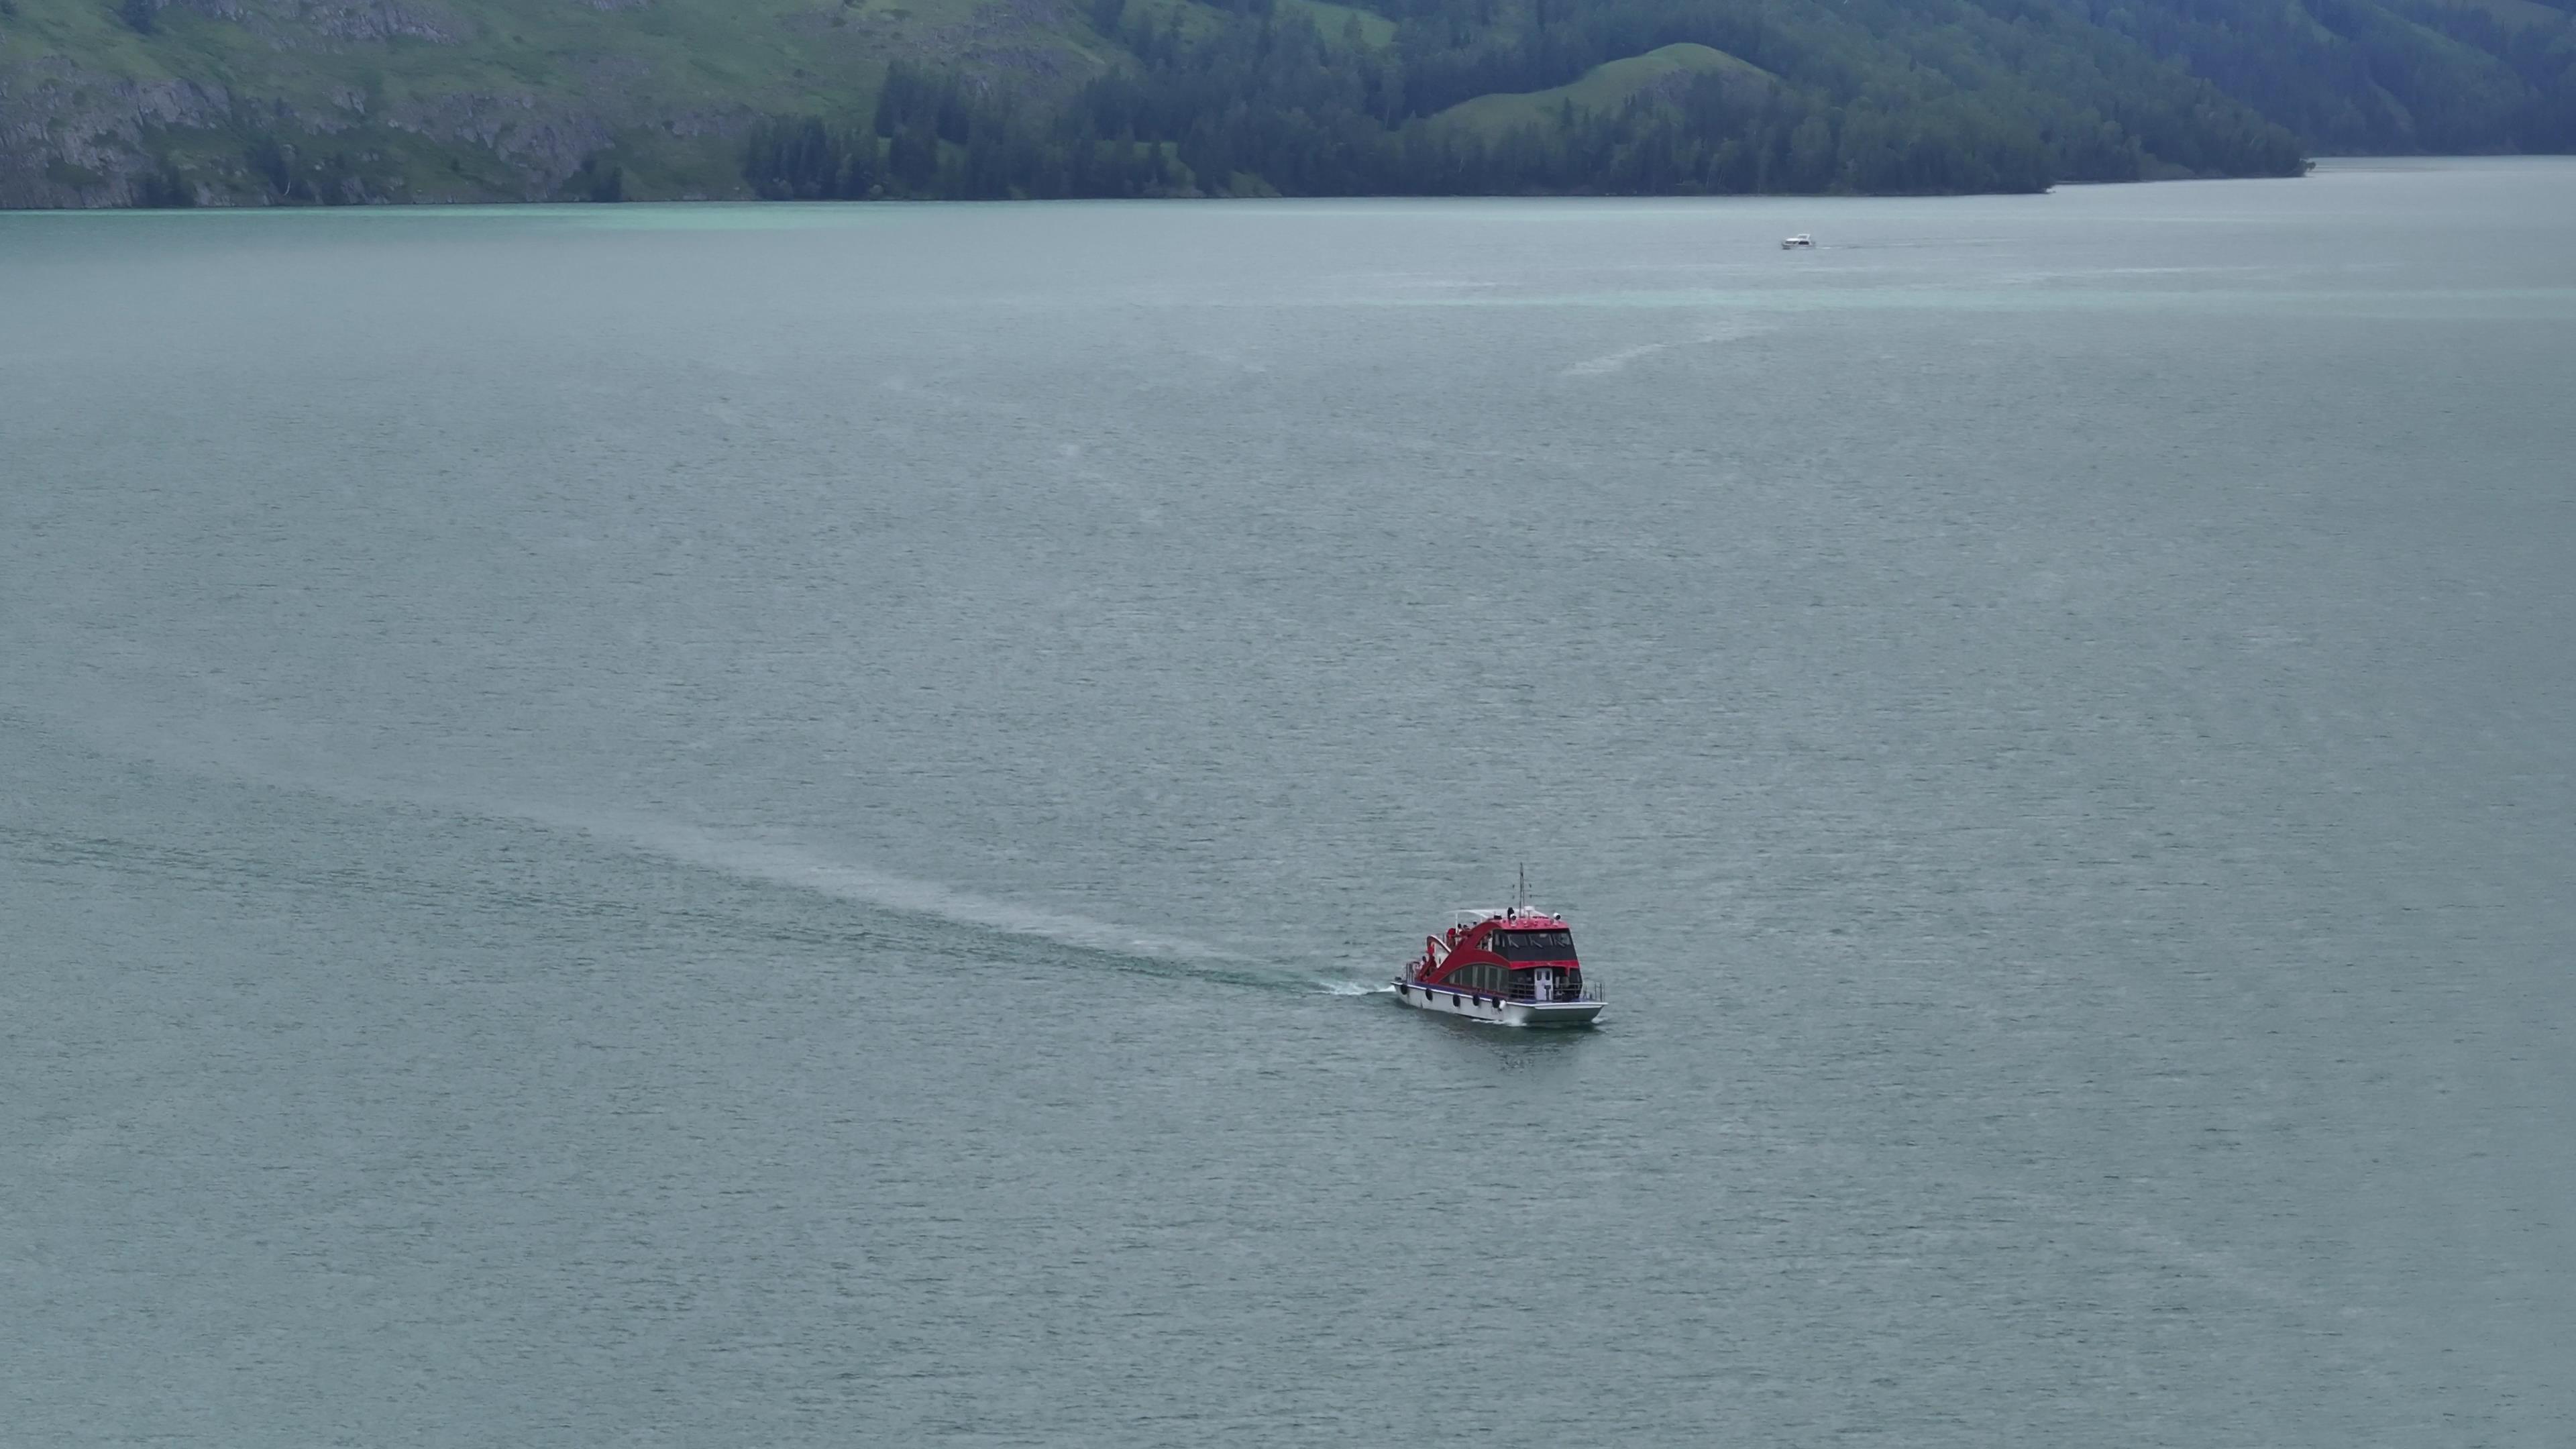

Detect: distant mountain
1,0,2569,205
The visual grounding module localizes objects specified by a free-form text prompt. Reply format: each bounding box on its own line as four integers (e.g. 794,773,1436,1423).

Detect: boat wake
1318,979,1395,996
529,808,1242,963
1560,323,1770,377
15,714,1313,991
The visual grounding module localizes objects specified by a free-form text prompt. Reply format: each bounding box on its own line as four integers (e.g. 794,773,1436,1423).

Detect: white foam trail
1561,324,1770,377
10,732,1242,965
524,808,1237,961
1562,341,1674,376
1319,979,1394,996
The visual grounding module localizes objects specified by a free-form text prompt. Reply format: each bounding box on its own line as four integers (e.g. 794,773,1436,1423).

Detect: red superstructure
1394,896,1603,1026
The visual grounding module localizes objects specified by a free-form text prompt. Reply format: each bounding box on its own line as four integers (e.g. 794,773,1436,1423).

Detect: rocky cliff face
0,0,1099,206
1,61,225,205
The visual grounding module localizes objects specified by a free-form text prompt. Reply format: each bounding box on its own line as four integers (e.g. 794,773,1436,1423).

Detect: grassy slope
1429,42,1770,140
1282,0,1396,46
2432,0,2575,25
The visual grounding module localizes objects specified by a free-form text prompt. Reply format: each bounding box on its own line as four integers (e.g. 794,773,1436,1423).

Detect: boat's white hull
1392,980,1604,1028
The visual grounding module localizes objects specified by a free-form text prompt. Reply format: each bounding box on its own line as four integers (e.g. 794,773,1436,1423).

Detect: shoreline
9,155,2572,217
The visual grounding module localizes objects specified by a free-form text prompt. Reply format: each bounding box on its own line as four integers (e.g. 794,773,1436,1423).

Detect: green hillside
1431,43,1770,140
0,0,1120,203
1,0,2569,205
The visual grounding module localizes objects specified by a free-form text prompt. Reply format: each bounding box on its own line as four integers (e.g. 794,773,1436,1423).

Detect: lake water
4,158,2572,1445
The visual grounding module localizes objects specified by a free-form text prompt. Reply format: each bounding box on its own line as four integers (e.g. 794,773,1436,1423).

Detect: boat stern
1393,980,1606,1028
1505,999,1606,1029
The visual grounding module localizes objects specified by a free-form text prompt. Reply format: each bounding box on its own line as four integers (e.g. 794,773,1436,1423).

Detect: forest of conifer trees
13,0,2568,206
743,0,2340,201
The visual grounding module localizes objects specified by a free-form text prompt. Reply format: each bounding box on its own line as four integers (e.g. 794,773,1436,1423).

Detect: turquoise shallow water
4,159,2573,1445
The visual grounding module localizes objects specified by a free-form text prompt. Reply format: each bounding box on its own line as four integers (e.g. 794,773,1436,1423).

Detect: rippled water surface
5,160,2572,1445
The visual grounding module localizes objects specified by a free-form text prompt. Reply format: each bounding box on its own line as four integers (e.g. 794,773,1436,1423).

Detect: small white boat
1393,878,1605,1028
1781,233,1815,250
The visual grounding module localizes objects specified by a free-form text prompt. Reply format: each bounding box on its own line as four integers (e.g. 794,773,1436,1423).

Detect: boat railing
1503,977,1605,1005
1402,979,1606,1006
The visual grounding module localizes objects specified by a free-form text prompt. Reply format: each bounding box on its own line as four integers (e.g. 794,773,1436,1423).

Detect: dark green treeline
745,0,2317,201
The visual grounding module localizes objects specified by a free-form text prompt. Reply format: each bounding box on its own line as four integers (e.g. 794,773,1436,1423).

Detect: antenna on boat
1515,862,1527,917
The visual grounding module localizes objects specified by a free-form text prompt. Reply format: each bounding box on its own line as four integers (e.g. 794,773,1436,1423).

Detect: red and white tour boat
1394,881,1605,1028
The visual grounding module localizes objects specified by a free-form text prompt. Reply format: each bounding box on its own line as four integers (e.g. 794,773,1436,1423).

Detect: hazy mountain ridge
0,0,2567,205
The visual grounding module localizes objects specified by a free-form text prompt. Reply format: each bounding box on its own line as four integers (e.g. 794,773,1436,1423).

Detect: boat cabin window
1446,962,1509,994
1493,929,1574,961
